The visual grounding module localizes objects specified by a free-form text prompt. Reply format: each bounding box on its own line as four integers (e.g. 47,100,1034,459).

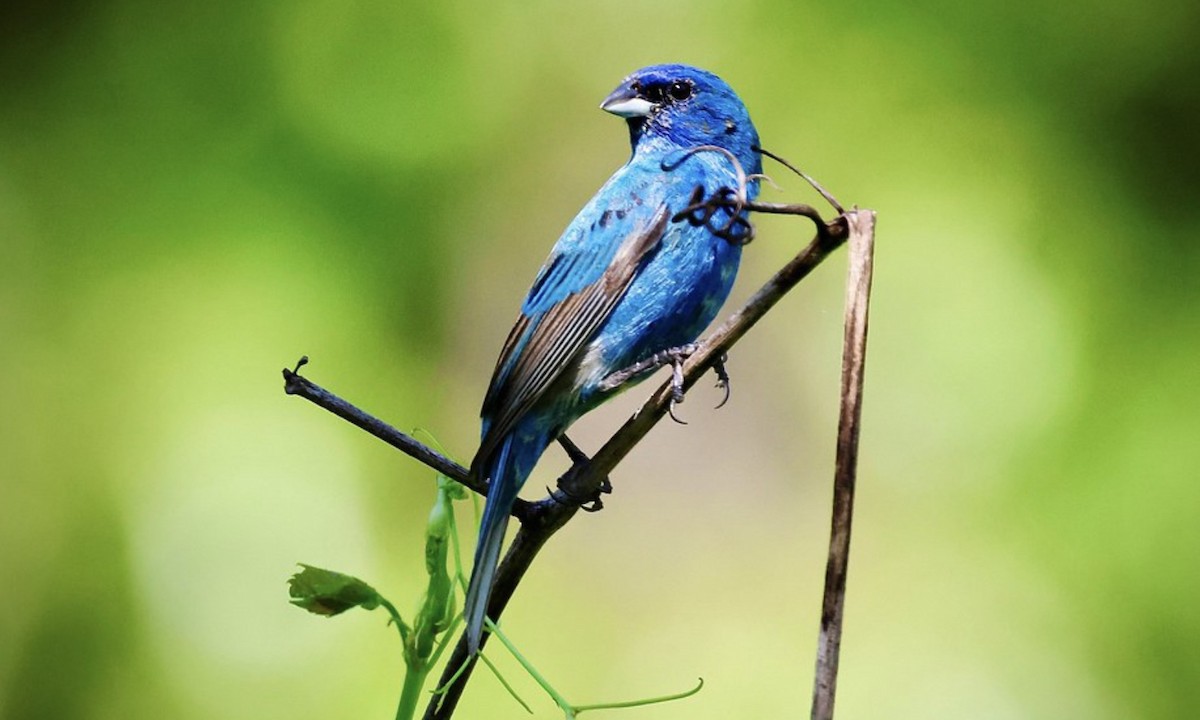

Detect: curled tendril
670,186,756,245
752,144,845,214
661,145,757,245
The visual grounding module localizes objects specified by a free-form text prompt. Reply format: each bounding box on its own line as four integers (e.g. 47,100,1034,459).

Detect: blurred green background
2,0,1198,718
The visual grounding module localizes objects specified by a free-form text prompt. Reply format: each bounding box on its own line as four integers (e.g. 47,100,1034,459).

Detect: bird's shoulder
518,163,669,317
520,147,744,312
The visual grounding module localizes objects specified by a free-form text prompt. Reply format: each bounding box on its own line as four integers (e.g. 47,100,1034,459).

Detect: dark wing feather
472,206,670,473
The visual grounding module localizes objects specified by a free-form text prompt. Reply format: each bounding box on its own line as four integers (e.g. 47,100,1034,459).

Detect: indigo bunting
464,64,762,652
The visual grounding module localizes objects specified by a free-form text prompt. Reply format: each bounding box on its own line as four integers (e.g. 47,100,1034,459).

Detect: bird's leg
598,343,699,394
547,434,610,512
556,433,590,465
600,344,730,425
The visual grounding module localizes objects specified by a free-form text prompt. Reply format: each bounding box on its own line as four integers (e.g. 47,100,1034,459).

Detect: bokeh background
2,0,1198,718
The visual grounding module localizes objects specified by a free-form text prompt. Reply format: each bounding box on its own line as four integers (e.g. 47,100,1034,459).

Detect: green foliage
288,564,385,617
287,472,467,720
287,467,710,719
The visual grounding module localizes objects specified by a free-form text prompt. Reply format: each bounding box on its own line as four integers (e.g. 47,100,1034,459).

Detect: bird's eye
642,84,666,103
668,81,692,101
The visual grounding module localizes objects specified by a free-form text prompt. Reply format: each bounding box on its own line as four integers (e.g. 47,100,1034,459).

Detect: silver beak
600,86,655,118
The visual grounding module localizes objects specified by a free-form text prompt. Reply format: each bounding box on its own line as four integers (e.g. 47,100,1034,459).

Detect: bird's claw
713,353,731,409
580,496,605,512
579,478,611,511
547,484,607,512
667,352,688,424
551,435,612,512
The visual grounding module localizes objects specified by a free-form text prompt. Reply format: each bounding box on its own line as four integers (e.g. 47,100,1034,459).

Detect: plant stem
486,618,573,716
476,651,533,714
574,678,704,715
396,662,430,720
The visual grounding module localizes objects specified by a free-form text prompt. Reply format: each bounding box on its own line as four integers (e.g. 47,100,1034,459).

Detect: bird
463,64,762,653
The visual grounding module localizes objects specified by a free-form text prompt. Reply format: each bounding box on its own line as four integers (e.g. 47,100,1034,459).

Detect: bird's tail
464,436,525,654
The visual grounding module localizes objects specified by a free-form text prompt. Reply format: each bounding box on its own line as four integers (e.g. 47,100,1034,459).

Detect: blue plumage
464,64,761,652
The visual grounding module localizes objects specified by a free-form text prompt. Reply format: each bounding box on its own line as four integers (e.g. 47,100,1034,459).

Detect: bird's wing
473,201,671,471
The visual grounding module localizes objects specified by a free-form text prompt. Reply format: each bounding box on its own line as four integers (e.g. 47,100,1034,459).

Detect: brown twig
282,360,542,520
811,210,876,720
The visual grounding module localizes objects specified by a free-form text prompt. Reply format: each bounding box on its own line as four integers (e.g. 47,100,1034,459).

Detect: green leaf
288,564,383,616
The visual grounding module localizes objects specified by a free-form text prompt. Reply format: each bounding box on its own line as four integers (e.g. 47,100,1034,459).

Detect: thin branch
283,360,537,518
810,210,876,720
282,361,472,488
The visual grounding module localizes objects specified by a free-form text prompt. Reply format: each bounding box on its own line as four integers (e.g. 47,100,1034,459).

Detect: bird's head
601,64,761,176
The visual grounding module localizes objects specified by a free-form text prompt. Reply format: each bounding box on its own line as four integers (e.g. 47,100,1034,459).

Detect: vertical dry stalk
811,210,876,720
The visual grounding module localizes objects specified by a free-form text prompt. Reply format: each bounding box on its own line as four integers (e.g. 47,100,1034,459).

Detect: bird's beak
600,86,655,118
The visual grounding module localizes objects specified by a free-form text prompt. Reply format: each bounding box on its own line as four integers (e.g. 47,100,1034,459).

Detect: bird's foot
600,344,733,425
659,348,734,423
548,435,611,512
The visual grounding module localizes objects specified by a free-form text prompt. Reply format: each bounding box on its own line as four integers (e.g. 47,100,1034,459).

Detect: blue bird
464,64,762,652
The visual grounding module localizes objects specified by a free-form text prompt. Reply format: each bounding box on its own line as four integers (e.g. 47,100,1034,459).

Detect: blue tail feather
463,436,523,653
